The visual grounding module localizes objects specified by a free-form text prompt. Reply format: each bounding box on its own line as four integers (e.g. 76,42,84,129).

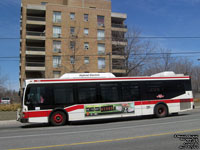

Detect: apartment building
20,0,127,88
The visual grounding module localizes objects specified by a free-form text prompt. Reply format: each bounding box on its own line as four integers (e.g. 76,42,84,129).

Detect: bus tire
154,104,168,118
50,111,67,126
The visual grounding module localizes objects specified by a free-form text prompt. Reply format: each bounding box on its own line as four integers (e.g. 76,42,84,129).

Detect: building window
84,28,89,35
98,43,105,54
97,29,105,40
84,42,89,50
84,14,89,21
70,13,75,20
84,57,89,64
70,56,75,64
41,2,48,5
98,58,105,69
53,56,61,68
97,15,104,27
70,27,75,35
53,40,61,53
53,26,61,38
70,41,75,50
53,11,61,23
53,71,61,78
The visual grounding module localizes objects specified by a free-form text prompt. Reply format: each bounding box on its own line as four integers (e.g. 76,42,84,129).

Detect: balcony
112,38,127,46
111,12,127,20
26,71,45,79
25,55,45,71
112,55,125,59
25,62,45,71
26,7,46,24
112,47,125,55
111,23,127,32
27,4,46,11
112,23,127,29
26,46,45,55
112,59,126,73
27,16,45,22
112,69,126,74
27,16,46,25
111,12,127,33
112,46,125,59
26,31,45,40
112,65,126,74
27,31,45,36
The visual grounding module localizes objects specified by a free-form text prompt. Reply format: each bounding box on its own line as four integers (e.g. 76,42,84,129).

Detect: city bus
17,72,193,126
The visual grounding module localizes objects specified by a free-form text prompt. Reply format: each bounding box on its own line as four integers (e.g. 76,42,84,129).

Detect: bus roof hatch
60,73,116,79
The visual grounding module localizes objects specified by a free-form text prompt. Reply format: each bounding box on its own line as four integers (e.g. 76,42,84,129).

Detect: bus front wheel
50,111,67,126
154,104,168,118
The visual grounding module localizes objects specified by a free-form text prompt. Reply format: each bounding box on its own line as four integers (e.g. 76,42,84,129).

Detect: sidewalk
0,120,18,125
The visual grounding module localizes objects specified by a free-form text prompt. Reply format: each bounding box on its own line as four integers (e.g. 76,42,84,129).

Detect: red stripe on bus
34,76,190,83
180,99,193,103
135,99,193,105
23,105,84,118
65,105,84,112
23,110,52,119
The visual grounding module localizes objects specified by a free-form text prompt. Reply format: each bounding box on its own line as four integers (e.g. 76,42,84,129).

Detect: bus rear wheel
154,104,168,118
50,111,66,126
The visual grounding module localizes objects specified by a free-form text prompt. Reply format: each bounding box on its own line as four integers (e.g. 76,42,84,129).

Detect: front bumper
20,118,28,123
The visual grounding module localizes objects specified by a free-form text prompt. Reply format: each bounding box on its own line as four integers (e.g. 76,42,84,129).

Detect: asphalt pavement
0,108,200,150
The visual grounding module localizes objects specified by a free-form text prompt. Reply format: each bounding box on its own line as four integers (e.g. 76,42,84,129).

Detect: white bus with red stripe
17,72,193,126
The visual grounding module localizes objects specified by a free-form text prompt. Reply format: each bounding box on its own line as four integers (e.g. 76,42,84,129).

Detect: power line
0,52,200,61
0,51,200,59
1,36,200,40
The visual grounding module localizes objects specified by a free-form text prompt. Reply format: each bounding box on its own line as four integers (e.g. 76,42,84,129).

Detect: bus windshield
25,85,46,105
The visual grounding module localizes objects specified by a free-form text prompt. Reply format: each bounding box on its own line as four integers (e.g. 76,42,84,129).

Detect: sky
1,0,200,90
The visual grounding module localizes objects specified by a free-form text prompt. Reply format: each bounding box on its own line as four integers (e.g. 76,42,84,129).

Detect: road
0,109,200,150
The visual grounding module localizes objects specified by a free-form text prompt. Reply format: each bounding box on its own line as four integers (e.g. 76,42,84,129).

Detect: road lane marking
8,128,200,150
1,118,200,139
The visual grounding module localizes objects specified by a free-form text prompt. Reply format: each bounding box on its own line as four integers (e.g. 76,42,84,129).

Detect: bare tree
172,57,193,75
124,28,156,76
0,68,8,97
143,48,177,75
191,66,200,94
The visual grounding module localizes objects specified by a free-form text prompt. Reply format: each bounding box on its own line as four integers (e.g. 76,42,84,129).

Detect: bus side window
164,80,185,98
77,83,98,104
53,84,74,105
145,81,164,100
121,82,140,101
99,83,119,102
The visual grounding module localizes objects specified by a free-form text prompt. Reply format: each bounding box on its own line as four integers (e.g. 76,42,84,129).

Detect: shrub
0,104,21,111
194,98,200,102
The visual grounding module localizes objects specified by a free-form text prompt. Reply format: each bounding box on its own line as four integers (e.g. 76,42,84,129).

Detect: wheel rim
53,113,63,124
158,107,165,115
